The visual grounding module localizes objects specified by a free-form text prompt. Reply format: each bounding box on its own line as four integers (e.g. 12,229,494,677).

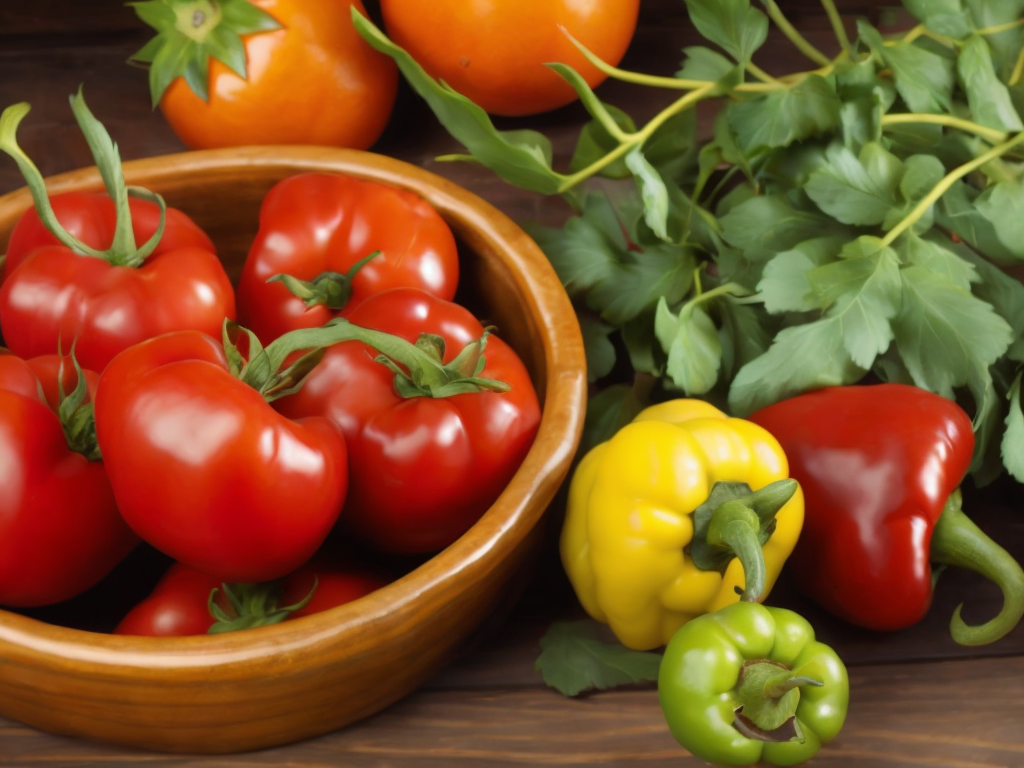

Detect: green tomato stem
930,489,1024,646
268,251,381,311
881,130,1024,249
759,0,832,66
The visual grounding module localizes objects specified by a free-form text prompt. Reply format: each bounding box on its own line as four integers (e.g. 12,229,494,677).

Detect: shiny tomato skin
379,0,640,116
113,560,388,636
1,245,236,373
0,355,137,607
94,331,349,583
113,563,223,637
3,193,215,281
159,0,398,150
236,172,460,345
275,288,541,554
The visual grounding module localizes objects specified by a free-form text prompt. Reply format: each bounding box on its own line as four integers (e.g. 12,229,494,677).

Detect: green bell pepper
658,601,848,766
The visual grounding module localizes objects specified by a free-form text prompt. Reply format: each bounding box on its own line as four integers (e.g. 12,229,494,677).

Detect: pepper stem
930,489,1024,646
735,660,822,735
689,479,798,602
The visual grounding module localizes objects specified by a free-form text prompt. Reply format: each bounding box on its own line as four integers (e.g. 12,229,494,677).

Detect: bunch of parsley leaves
355,0,1024,485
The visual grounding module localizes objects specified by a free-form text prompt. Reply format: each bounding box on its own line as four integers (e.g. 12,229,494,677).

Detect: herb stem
746,61,782,85
881,131,1024,248
759,0,832,66
880,113,1008,144
820,0,851,55
1010,45,1024,87
976,18,1024,36
894,23,958,49
556,83,719,192
689,281,752,309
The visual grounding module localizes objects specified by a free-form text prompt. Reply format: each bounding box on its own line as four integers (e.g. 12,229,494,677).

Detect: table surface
3,3,1024,767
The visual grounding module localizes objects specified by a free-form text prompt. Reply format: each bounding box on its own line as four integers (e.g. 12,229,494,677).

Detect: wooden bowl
0,147,587,753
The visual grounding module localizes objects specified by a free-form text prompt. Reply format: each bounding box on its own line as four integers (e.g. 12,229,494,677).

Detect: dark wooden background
4,1,1024,766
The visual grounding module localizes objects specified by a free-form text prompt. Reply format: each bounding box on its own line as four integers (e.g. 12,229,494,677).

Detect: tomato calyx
130,0,283,106
55,352,102,462
0,90,167,269
268,251,381,311
207,577,318,634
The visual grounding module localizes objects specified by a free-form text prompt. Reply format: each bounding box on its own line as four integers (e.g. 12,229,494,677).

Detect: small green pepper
658,602,848,766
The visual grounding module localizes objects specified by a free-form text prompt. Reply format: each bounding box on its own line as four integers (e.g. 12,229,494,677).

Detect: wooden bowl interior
0,147,586,753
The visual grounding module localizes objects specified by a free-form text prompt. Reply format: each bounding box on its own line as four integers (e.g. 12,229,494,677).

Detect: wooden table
3,3,1024,766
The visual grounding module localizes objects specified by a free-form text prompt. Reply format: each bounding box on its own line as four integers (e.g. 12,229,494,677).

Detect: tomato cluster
0,99,541,636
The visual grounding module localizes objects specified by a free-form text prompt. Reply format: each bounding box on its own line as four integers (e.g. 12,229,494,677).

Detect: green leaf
655,298,722,395
898,233,978,291
589,242,696,325
957,35,1024,132
964,0,1024,80
578,313,617,383
621,313,666,377
758,235,847,313
719,192,853,263
858,20,954,114
580,379,650,457
535,620,661,697
625,149,671,242
807,236,902,368
569,103,636,178
727,75,842,153
974,179,1024,262
682,0,768,64
902,0,973,37
717,296,772,381
676,45,735,80
804,141,901,226
948,240,1024,362
937,180,1022,265
353,10,565,194
642,110,699,183
892,265,1013,399
728,318,866,416
1002,371,1024,483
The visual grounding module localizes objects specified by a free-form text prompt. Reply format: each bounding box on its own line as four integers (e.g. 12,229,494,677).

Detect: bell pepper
659,601,848,767
750,382,1024,645
560,399,804,651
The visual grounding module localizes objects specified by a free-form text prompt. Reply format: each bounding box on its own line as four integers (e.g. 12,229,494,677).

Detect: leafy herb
535,620,661,697
353,1,1024,484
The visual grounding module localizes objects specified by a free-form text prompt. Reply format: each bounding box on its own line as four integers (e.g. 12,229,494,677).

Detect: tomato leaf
535,620,662,697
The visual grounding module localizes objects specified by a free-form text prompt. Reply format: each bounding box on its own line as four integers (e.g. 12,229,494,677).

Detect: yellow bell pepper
560,399,804,651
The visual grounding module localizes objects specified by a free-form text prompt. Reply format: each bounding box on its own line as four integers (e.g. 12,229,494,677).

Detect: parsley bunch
355,0,1024,484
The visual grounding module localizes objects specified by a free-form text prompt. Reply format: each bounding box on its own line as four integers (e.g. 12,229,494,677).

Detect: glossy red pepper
0,95,235,372
750,383,1024,646
235,172,459,345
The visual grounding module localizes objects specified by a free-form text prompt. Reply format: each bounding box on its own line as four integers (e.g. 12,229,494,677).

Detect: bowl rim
0,145,587,664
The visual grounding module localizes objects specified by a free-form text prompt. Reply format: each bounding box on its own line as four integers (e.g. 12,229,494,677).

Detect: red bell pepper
235,172,460,345
750,383,1024,646
0,93,235,372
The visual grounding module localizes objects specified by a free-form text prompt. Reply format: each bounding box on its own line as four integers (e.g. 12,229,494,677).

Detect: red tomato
379,0,641,116
93,331,349,583
114,560,389,636
236,173,460,345
275,288,541,554
1,193,235,372
0,353,137,607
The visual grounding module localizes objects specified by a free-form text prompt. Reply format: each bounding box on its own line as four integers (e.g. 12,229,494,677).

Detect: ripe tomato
378,0,640,116
275,288,541,554
0,352,137,607
135,0,399,150
114,560,389,636
236,172,459,345
94,330,349,583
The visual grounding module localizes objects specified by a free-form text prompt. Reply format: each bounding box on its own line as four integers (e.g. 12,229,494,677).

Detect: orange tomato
379,0,641,117
158,0,398,150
